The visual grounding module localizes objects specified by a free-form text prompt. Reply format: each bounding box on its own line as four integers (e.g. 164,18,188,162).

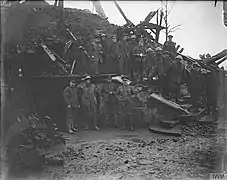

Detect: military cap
146,48,153,52
155,47,162,51
83,75,91,81
131,35,136,39
111,34,117,38
123,33,128,37
70,79,76,83
111,76,123,84
175,55,183,60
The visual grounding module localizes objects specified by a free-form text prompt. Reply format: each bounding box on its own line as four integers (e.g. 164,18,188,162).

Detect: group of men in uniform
62,33,184,134
88,33,130,75
68,32,178,79
63,76,136,134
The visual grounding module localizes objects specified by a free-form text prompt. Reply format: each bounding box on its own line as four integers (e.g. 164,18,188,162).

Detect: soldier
117,33,129,74
186,63,204,107
152,47,166,77
145,48,155,77
132,38,147,79
80,76,100,130
108,34,119,73
100,33,112,73
100,33,111,60
163,35,177,57
100,77,120,128
117,81,134,131
63,79,80,134
90,35,103,75
128,35,138,77
171,55,185,99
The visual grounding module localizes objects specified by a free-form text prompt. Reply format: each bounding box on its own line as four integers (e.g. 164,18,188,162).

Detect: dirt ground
3,127,226,180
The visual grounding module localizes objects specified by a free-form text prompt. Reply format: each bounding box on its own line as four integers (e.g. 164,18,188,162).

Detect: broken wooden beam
216,56,227,66
203,49,227,64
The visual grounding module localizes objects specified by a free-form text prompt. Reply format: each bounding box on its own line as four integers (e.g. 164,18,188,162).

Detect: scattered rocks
45,134,226,180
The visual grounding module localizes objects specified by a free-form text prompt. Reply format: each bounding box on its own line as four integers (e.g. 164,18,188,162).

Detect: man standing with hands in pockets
63,79,80,134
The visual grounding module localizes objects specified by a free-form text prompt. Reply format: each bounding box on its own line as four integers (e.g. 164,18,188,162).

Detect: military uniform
163,40,176,57
150,50,166,78
132,45,146,76
100,81,119,127
145,49,155,77
81,83,97,115
80,81,100,129
63,85,79,132
90,41,103,74
128,39,137,75
162,56,185,99
108,41,119,73
117,40,129,74
101,36,112,73
117,83,134,130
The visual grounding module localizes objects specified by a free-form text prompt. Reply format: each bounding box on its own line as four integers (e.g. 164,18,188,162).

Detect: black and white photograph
1,0,227,179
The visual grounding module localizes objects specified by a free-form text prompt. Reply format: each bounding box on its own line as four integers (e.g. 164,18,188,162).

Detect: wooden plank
148,125,182,136
143,22,165,30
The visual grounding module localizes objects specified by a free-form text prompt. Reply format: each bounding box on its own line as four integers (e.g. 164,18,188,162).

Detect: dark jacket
63,86,79,107
117,40,129,58
163,41,176,55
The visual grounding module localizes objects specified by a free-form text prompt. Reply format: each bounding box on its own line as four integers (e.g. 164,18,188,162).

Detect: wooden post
159,10,163,27
155,10,159,42
155,29,161,42
156,10,159,25
165,1,168,42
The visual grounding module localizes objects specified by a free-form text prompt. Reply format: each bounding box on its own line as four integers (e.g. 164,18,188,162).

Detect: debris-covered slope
2,1,118,49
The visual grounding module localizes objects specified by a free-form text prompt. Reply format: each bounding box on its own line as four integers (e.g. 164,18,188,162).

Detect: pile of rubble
3,1,117,50
3,111,66,172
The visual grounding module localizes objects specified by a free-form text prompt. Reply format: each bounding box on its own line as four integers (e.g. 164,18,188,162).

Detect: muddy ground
3,127,226,180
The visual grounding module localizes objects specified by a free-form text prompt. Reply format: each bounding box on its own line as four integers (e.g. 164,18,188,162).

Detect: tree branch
160,0,167,9
168,24,181,32
167,1,176,15
168,28,180,33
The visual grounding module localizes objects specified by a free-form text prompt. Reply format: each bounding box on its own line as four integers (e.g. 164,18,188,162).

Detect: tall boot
67,123,74,134
84,114,89,130
122,114,127,130
71,124,79,132
93,114,100,131
128,114,134,131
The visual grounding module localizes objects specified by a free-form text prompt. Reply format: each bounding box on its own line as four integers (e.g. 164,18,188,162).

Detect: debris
45,134,225,180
